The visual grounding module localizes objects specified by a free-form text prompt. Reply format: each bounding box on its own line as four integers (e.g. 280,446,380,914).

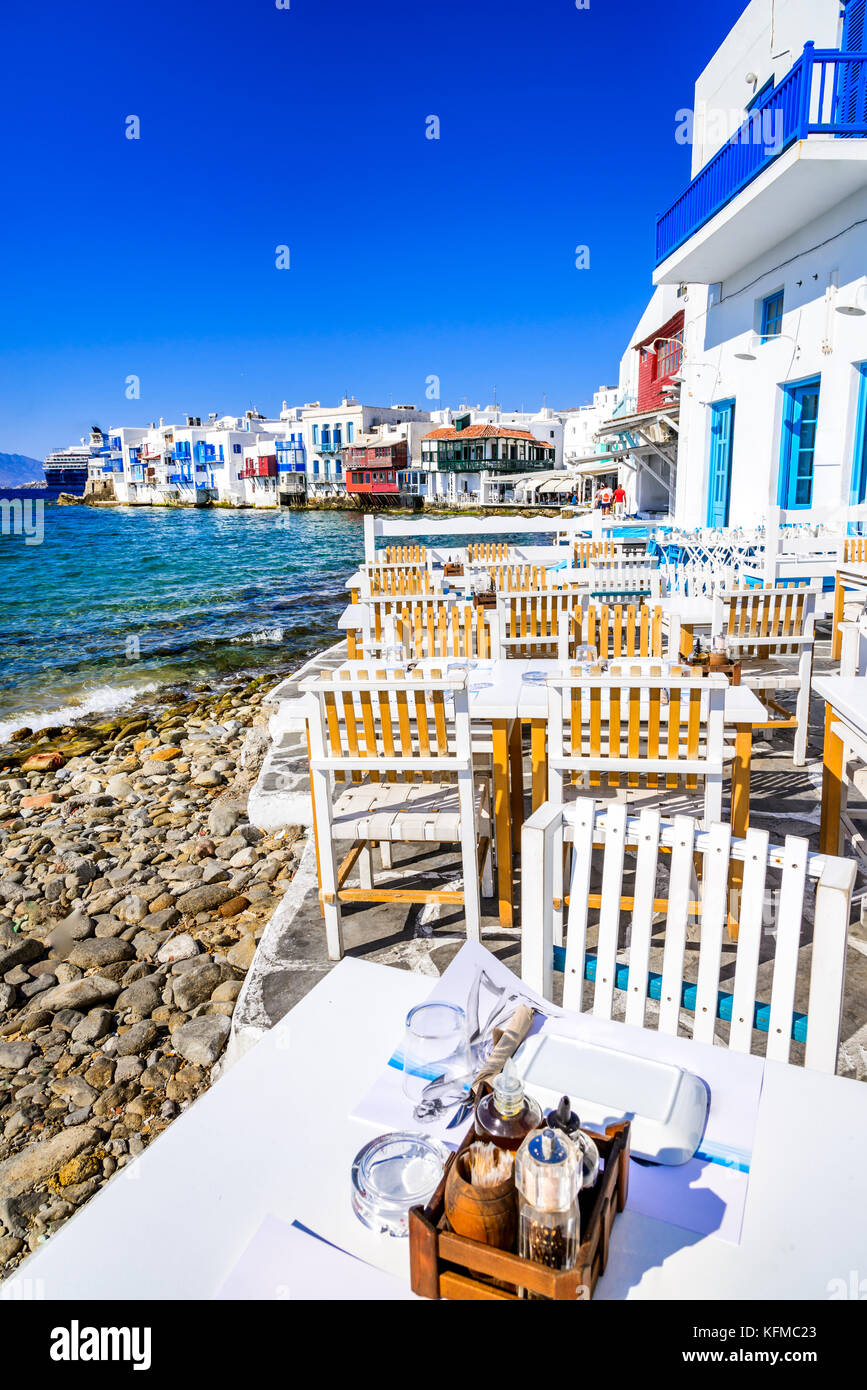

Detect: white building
110,413,286,507
300,399,432,498
652,0,867,529
429,405,565,467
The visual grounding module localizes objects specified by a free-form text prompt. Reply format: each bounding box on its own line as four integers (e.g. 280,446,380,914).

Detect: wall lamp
735,333,801,361
835,283,867,317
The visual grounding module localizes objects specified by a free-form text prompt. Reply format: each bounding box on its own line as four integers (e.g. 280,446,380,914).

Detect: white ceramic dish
513,1030,708,1165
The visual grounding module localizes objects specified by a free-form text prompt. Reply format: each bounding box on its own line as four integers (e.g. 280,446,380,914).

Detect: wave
0,683,160,745
230,626,287,646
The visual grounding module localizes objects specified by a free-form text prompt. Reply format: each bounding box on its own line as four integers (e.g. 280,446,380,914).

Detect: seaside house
594,291,685,517
651,0,867,528
342,420,432,506
300,399,433,500
420,418,556,505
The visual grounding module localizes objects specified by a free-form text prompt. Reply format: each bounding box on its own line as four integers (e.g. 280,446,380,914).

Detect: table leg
832,575,845,663
820,701,844,856
728,723,753,939
491,719,514,928
530,719,548,812
680,623,694,661
509,718,524,839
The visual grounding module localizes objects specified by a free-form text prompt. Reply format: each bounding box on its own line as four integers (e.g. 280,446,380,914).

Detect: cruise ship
43,427,109,493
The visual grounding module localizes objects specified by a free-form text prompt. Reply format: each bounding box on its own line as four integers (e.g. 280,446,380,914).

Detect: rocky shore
0,673,303,1280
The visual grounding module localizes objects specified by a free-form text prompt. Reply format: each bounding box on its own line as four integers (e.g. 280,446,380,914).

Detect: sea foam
0,683,159,745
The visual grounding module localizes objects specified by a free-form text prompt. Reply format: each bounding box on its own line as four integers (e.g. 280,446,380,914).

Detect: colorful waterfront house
652,0,867,530
343,434,408,507
300,400,433,499
420,419,556,505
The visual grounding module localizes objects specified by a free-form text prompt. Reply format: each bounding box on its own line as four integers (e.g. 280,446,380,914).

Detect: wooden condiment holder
409,1120,630,1301
473,591,496,610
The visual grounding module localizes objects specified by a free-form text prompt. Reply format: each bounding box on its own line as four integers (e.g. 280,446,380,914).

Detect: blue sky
0,0,747,458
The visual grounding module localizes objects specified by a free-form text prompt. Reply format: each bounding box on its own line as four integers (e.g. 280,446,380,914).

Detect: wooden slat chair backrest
364,599,492,660
564,601,664,662
546,670,726,823
714,587,816,659
383,544,426,564
844,536,867,564
304,667,472,789
366,565,431,596
468,542,511,563
572,539,616,568
496,592,571,658
488,564,550,593
588,561,661,604
520,799,855,1073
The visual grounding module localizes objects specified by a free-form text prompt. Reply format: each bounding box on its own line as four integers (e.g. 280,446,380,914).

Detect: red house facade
343,439,408,503
634,309,684,415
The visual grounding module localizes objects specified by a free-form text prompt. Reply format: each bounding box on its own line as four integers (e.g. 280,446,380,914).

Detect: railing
318,439,343,453
656,45,867,265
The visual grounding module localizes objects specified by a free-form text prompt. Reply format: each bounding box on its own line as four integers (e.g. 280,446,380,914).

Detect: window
779,377,821,509
233,443,241,454
761,291,784,342
657,332,683,378
347,422,354,443
312,424,319,445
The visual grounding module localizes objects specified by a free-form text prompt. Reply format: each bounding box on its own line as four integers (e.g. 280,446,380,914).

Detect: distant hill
0,453,44,487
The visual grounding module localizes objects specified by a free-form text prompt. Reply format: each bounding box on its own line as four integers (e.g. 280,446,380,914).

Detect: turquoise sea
0,504,367,738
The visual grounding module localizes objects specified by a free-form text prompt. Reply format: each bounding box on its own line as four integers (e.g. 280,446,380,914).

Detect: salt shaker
515,1127,582,1282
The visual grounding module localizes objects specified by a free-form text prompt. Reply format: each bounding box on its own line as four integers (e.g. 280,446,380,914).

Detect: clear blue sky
0,0,748,458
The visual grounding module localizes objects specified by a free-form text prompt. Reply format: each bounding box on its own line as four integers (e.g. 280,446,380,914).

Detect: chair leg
481,842,494,898
793,678,809,767
460,837,482,942
379,841,393,870
359,844,374,889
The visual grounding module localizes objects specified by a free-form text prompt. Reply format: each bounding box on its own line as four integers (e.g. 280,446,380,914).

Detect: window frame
761,290,785,343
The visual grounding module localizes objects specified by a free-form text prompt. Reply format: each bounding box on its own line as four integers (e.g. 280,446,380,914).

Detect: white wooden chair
557,599,665,663
572,539,616,568
546,669,726,823
495,591,571,658
521,799,856,1073
302,667,492,959
363,565,431,597
711,587,816,765
588,561,661,603
468,542,512,564
352,597,493,661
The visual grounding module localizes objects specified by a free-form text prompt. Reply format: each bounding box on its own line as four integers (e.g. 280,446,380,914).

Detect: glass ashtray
521,670,547,683
351,1131,447,1238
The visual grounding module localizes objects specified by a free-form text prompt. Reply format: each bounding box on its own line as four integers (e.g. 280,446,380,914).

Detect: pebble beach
0,671,304,1280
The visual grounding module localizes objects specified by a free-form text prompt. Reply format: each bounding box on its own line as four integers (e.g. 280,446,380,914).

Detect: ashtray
351,1132,447,1238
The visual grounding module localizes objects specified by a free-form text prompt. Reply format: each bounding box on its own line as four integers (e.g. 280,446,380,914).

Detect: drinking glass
402,1002,470,1122
574,644,597,674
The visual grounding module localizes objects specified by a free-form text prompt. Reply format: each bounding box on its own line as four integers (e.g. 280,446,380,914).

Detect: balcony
655,45,867,285
318,439,343,453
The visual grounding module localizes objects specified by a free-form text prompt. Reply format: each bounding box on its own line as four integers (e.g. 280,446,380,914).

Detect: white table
813,674,867,855
658,595,715,659
16,958,867,1300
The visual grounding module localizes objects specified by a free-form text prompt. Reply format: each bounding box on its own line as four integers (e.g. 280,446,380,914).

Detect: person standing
613,483,626,516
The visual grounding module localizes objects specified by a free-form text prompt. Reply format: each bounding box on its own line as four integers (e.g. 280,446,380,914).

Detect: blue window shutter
840,0,867,128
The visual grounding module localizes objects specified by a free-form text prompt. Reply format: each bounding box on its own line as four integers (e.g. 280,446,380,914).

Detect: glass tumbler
402,1002,470,1123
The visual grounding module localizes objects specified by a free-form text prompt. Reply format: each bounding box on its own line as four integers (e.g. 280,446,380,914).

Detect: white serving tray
513,1030,708,1165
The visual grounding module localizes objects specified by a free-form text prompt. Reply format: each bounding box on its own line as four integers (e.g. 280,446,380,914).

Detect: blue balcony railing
318,439,343,453
656,44,867,266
